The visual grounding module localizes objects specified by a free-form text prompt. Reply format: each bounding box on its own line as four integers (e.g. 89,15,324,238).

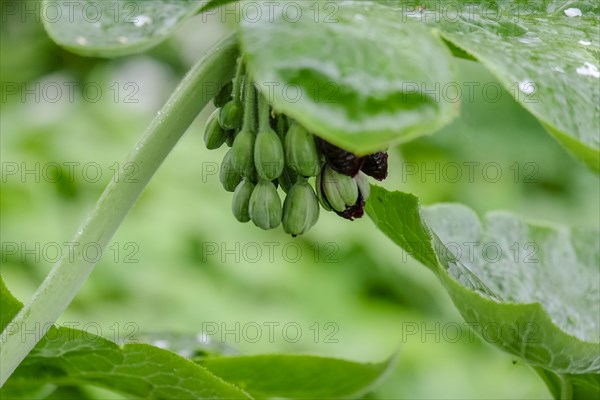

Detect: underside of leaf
366,186,599,394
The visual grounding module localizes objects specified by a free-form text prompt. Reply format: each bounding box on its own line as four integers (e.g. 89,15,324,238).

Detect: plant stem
233,57,245,103
257,90,271,133
559,375,573,400
0,34,239,386
531,367,576,400
242,80,257,133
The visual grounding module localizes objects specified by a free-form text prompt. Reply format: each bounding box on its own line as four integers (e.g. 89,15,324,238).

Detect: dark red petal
361,152,388,181
335,194,365,221
318,139,363,177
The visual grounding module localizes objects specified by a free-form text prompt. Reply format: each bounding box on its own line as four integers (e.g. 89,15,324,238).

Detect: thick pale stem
532,366,575,400
233,57,245,103
559,375,573,400
257,90,271,133
241,80,257,133
0,34,239,386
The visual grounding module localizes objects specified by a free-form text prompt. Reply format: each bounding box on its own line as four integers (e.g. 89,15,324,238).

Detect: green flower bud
315,171,332,211
232,179,255,223
225,130,235,147
284,122,322,177
354,171,370,201
249,180,282,230
204,109,227,150
219,100,243,130
220,149,243,192
254,128,285,181
231,129,256,179
213,81,233,108
282,180,320,236
279,167,298,194
322,165,358,212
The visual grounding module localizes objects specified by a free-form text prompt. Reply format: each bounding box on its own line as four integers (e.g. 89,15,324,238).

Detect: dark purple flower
335,193,365,221
361,152,388,181
318,139,363,177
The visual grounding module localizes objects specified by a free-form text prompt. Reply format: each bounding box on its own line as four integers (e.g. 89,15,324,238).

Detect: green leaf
239,1,458,155
41,0,205,57
1,326,252,399
1,277,251,399
200,354,398,399
535,368,600,399
135,331,239,359
1,383,94,400
366,186,600,396
2,276,395,399
388,0,600,172
239,0,599,166
0,275,23,332
200,0,239,13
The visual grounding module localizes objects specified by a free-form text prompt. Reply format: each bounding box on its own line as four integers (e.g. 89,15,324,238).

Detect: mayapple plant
203,56,390,234
0,0,599,399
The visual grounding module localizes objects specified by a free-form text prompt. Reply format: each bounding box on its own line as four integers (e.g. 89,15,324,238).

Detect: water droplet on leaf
564,8,582,17
518,81,536,94
517,33,541,45
152,339,170,349
196,333,210,344
576,62,600,78
133,15,152,27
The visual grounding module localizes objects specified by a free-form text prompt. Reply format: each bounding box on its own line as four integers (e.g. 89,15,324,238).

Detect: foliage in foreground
1,0,598,398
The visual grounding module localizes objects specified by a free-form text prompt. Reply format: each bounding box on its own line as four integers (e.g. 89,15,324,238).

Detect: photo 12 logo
400,161,540,184
1,162,140,184
200,241,339,264
400,240,539,265
199,1,340,24
399,81,539,105
2,1,148,26
0,321,139,344
1,241,140,264
400,321,540,345
398,2,545,23
200,321,340,344
1,81,139,104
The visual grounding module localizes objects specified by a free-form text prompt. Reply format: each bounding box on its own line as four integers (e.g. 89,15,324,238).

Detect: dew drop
133,15,152,27
564,8,582,17
178,349,193,359
578,40,592,46
76,36,87,45
196,333,210,344
152,339,170,349
576,62,600,78
519,80,536,94
446,260,502,302
517,33,541,45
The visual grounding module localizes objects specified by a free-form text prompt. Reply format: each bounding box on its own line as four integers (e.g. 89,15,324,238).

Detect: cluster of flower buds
316,140,388,220
204,59,388,236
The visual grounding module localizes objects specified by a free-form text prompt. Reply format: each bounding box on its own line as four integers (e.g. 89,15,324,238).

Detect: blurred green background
1,2,598,398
